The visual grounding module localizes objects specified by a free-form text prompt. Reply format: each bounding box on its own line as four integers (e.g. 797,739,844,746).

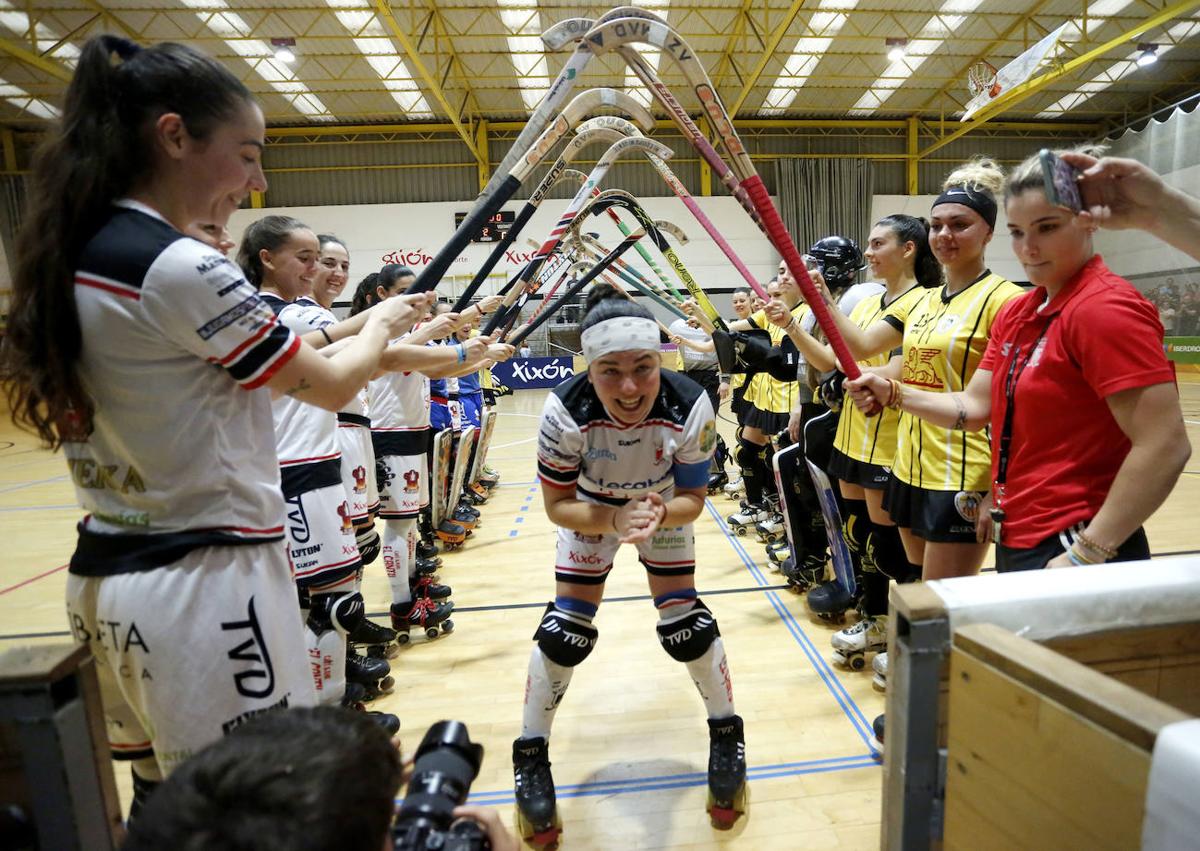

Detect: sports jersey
884,272,1024,492
66,200,299,576
743,304,804,413
537,370,716,503
668,318,718,370
260,295,342,497
369,334,431,457
978,255,1176,548
833,285,928,468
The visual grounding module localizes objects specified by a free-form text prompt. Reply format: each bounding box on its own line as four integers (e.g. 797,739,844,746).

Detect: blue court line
453,754,879,807
508,530,519,537
706,499,876,750
0,474,69,495
514,516,524,523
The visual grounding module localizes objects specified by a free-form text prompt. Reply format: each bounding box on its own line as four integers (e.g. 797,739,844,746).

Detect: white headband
581,316,661,363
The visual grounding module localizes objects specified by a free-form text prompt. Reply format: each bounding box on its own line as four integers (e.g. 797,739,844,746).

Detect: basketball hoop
967,61,1001,100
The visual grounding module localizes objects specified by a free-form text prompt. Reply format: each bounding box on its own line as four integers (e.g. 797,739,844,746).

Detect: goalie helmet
807,236,865,290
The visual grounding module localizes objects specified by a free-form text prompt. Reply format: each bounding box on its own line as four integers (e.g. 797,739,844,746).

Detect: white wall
229,195,781,320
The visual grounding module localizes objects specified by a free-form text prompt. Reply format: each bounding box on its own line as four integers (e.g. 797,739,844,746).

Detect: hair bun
100,35,140,62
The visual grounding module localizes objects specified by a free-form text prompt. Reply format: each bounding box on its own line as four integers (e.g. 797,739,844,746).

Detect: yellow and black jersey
743,304,806,414
833,285,928,468
884,273,1024,492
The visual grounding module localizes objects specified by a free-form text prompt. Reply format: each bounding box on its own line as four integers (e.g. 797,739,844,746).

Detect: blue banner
490,356,576,391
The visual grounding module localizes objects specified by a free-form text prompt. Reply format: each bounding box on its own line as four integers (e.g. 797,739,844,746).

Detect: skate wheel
734,526,746,537
706,784,749,831
425,627,439,640
377,675,395,694
514,809,563,850
849,654,866,671
442,619,454,634
396,632,411,646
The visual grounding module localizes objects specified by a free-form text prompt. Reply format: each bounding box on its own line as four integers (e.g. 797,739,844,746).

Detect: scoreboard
454,209,516,243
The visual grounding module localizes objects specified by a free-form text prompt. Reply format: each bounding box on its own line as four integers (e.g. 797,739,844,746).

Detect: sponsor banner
491,356,576,391
1165,337,1200,364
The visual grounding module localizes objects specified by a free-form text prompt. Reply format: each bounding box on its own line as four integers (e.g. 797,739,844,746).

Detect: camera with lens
392,720,490,851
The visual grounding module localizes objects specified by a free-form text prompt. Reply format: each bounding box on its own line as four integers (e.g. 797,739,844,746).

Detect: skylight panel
759,0,858,116
0,75,59,119
497,0,551,111
325,0,434,119
622,0,671,109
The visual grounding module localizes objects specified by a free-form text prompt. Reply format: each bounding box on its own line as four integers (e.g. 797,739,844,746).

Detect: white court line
490,437,537,450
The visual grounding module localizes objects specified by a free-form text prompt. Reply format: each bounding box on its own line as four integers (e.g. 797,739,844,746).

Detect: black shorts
743,405,789,437
883,478,985,543
828,448,890,491
995,525,1149,572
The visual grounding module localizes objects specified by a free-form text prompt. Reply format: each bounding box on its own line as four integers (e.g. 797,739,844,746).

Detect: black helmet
807,236,865,288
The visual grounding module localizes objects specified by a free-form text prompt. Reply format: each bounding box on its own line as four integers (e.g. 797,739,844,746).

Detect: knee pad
733,439,759,471
656,599,721,663
356,526,381,565
533,603,599,668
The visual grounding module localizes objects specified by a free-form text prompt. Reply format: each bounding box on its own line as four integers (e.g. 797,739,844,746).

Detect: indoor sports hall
1,3,1199,850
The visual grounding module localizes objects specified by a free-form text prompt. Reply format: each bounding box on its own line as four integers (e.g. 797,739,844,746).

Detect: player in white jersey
362,267,510,639
238,216,406,724
511,286,747,847
0,36,421,816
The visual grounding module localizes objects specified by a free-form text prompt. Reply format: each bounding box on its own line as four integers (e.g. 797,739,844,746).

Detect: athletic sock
655,592,735,721
520,598,596,741
382,517,417,606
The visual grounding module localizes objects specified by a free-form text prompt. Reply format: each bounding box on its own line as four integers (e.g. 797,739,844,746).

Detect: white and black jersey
369,336,431,457
67,200,299,576
537,370,716,505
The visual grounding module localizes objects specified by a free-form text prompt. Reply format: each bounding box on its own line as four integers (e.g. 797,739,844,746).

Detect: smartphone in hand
1039,149,1083,213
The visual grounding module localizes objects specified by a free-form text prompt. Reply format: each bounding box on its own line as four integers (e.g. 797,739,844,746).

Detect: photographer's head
123,706,401,851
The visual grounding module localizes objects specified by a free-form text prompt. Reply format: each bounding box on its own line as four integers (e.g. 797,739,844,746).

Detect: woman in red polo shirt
846,149,1191,571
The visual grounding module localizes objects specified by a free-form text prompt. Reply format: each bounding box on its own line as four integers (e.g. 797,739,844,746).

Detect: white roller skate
726,502,770,537
872,651,887,691
723,478,744,500
831,615,888,671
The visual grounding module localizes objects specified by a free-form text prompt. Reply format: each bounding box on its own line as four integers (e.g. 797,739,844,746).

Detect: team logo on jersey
285,494,311,544
403,470,420,493
586,447,617,462
902,347,943,390
336,501,353,534
954,491,983,523
699,419,717,453
352,465,368,494
654,436,665,464
220,596,276,700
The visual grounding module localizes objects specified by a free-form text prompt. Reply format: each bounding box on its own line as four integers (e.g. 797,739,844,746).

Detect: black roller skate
871,713,885,756
417,538,440,561
342,680,367,708
806,580,858,625
390,597,454,644
707,715,749,830
727,502,769,537
513,737,562,849
707,469,729,495
781,554,825,593
347,612,400,660
435,519,467,551
411,574,452,601
454,500,481,528
415,557,441,579
346,651,395,699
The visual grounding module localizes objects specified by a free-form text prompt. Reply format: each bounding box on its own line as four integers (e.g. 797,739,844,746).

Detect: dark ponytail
876,214,942,289
350,273,380,316
1,36,253,448
236,215,307,288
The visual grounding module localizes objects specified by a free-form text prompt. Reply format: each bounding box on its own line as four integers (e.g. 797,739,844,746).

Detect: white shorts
337,423,378,523
284,483,361,587
65,544,315,776
376,453,428,519
553,523,696,587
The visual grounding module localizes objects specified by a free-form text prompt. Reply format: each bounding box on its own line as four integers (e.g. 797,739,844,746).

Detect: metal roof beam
0,38,72,82
371,0,482,165
918,0,1200,159
728,0,807,118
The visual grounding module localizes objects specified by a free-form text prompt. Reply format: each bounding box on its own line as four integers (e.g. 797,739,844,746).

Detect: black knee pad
841,499,874,571
656,599,720,663
533,603,599,667
870,522,910,581
733,439,758,472
356,526,381,565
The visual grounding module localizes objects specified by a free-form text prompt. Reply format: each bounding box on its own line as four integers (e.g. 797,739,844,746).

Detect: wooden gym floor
3,379,1199,849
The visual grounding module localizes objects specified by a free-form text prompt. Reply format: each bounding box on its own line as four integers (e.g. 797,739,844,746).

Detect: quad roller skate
346,651,395,700
754,509,786,544
415,557,442,580
706,469,729,495
831,615,887,671
513,736,562,850
872,651,888,692
416,535,439,562
871,713,885,755
805,580,858,625
450,503,478,531
727,502,770,537
706,715,749,830
478,466,500,488
722,478,744,500
457,499,481,523
463,483,489,505
435,518,467,551
781,554,825,593
347,613,400,660
411,574,452,601
390,597,454,643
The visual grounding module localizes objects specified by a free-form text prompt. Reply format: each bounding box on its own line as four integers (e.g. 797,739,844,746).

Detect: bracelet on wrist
319,327,333,346
885,379,904,409
1066,545,1094,566
1074,529,1117,561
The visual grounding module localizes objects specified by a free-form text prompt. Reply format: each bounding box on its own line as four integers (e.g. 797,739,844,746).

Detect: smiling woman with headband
510,283,748,845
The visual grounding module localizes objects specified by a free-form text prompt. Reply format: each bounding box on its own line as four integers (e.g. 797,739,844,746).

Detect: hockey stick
566,236,688,321
579,15,861,379
506,227,647,348
518,259,592,331
451,90,656,311
482,135,673,335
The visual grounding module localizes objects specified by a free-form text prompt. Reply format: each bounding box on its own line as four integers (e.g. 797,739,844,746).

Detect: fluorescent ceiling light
324,1,433,119
760,0,859,115
497,0,551,111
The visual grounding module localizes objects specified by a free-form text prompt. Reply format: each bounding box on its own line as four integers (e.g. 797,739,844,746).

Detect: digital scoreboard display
454,209,516,243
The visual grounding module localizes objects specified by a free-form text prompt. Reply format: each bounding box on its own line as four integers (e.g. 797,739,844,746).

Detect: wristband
319,327,333,346
455,343,466,363
885,379,904,409
1066,545,1093,566
1074,529,1116,561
